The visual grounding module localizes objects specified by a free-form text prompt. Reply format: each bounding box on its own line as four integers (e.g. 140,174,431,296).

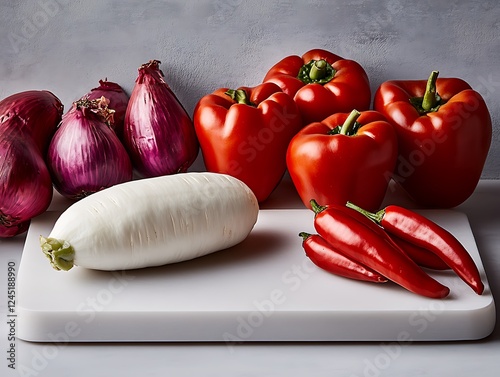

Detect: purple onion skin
47,100,133,200
85,79,129,140
124,60,199,178
0,220,30,238
0,121,53,238
0,90,63,156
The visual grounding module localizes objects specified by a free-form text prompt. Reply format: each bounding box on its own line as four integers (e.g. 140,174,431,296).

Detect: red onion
0,90,62,238
0,90,63,155
0,221,30,238
124,60,199,178
47,97,133,200
84,79,129,140
0,121,53,238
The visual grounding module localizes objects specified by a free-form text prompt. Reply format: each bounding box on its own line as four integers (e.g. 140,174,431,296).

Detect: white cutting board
17,209,495,342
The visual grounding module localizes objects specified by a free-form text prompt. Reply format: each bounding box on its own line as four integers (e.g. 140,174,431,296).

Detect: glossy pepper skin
374,71,492,208
193,82,302,202
390,234,450,271
263,49,371,124
338,202,448,271
287,110,398,211
299,232,388,283
311,200,450,299
346,202,484,295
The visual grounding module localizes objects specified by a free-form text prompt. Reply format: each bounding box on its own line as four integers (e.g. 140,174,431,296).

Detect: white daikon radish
40,172,259,271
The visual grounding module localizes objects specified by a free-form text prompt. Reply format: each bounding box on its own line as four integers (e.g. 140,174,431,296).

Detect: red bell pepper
310,200,450,298
263,49,371,124
374,71,492,208
346,202,484,295
286,110,398,212
193,82,302,202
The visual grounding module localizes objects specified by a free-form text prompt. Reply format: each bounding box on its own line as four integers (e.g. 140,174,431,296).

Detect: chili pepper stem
299,232,311,241
310,199,327,215
346,201,385,224
422,70,439,111
339,110,361,135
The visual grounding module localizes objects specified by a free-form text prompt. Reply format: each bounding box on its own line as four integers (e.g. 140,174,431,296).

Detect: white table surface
2,176,499,376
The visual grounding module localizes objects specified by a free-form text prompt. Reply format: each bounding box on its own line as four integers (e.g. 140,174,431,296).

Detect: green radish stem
40,236,75,271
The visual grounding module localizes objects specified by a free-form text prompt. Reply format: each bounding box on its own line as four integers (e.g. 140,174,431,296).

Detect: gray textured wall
1,0,499,177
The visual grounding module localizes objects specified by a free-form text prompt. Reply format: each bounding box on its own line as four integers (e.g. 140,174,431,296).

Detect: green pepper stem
40,236,75,271
298,59,336,85
339,110,361,135
310,199,327,215
225,89,253,106
309,60,327,81
299,232,311,241
345,201,385,225
422,70,439,112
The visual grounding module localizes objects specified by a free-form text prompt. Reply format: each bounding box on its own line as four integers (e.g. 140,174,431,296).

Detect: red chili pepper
346,202,484,295
310,200,450,299
299,232,388,283
390,235,450,271
338,203,449,270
